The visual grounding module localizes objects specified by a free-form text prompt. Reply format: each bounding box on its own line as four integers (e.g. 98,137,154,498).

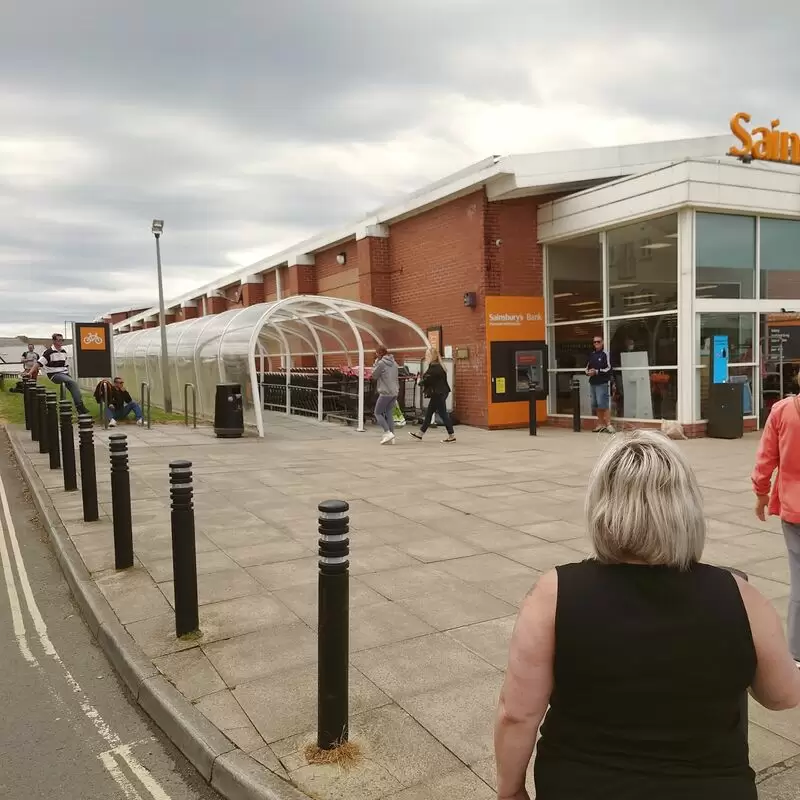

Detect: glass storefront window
550,321,602,370
696,313,755,364
608,314,677,368
607,215,678,316
696,212,756,299
611,369,677,421
547,233,602,323
760,217,800,299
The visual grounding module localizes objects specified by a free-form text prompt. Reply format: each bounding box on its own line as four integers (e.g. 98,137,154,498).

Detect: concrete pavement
7,413,800,799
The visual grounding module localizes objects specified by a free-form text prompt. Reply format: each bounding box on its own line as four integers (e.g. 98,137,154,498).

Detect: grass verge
0,377,186,426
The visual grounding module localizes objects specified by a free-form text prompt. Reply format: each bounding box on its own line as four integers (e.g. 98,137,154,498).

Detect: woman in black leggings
409,348,456,443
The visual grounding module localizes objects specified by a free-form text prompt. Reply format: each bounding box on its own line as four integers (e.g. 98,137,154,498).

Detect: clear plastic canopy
113,295,430,435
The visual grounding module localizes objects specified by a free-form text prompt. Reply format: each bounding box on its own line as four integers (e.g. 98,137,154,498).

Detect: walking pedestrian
372,346,399,445
496,431,800,800
752,393,800,667
586,334,614,433
26,333,89,415
409,348,456,443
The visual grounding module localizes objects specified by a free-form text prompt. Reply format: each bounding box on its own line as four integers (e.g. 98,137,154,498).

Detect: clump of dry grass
303,739,362,769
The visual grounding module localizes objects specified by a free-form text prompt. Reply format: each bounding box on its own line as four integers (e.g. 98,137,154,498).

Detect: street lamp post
152,219,173,413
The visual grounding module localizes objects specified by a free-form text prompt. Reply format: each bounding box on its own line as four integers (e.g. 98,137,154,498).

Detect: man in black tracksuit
586,335,614,433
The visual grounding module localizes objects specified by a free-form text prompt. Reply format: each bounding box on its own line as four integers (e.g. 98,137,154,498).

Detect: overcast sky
1,1,797,337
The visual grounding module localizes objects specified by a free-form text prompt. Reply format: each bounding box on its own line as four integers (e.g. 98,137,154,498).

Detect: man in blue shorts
586,335,614,433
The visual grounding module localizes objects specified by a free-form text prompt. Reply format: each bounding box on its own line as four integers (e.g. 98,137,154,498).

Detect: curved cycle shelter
113,295,431,436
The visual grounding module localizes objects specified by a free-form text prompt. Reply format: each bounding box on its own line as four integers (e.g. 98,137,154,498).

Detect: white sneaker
380,432,394,445
604,425,616,434
136,418,144,426
108,418,117,427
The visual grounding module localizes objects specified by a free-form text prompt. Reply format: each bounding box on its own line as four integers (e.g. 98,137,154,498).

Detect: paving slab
11,416,800,800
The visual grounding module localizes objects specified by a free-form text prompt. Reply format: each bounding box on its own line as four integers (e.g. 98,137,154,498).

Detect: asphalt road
0,434,222,800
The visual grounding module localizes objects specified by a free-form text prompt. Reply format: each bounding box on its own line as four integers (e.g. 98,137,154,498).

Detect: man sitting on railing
94,377,144,427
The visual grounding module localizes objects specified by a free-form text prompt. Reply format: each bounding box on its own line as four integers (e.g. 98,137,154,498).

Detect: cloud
1,0,799,336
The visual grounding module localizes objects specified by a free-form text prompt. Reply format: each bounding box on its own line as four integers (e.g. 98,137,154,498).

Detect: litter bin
214,383,244,438
707,382,743,439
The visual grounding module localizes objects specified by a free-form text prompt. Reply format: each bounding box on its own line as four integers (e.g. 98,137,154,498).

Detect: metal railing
98,382,111,430
140,382,152,430
184,383,197,429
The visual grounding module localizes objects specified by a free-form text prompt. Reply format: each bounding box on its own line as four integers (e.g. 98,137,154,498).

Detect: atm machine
489,340,549,429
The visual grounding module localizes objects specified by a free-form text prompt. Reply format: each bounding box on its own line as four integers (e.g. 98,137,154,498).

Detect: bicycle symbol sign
83,332,103,345
79,326,107,351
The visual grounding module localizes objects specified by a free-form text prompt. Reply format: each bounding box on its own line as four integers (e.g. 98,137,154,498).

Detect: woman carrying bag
409,348,456,443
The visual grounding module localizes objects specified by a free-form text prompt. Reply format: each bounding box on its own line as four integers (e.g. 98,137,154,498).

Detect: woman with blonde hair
409,347,455,443
495,430,800,800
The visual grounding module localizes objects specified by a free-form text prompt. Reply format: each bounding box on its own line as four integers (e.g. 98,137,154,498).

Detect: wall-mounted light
494,239,502,247
336,252,347,265
463,292,477,308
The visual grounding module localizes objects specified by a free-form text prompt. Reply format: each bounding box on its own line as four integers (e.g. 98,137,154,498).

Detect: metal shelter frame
111,295,431,436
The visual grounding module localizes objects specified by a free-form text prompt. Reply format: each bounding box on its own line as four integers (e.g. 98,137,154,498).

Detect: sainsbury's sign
729,112,800,164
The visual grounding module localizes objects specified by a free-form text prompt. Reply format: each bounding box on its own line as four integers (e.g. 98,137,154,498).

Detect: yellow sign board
729,112,800,164
496,377,506,394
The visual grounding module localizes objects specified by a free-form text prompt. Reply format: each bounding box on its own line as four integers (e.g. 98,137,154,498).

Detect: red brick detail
131,324,144,331
358,236,391,308
143,320,157,329
182,306,199,320
242,281,265,306
264,271,278,302
316,241,360,300
285,264,316,297
164,314,176,325
206,296,228,315
388,190,488,427
485,197,543,297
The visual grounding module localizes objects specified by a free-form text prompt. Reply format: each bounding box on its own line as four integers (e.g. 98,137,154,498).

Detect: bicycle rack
184,383,197,429
140,382,151,430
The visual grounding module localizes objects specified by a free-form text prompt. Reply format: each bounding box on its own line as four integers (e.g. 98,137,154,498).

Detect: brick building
108,129,800,434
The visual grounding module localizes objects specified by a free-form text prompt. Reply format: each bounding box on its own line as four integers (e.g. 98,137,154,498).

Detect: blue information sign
712,335,729,384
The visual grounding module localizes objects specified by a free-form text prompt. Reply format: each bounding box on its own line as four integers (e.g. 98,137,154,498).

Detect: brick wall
242,281,265,306
285,264,316,297
316,241,360,300
388,190,489,426
264,271,278,302
485,197,543,296
207,296,229,315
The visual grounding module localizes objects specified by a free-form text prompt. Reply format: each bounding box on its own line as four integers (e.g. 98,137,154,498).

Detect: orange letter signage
729,112,800,165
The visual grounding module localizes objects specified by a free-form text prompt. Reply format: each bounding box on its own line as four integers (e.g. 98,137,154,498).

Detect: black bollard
60,400,78,492
78,415,99,523
317,499,350,750
109,434,133,570
23,379,32,431
47,393,60,469
170,460,199,637
30,383,41,442
571,377,581,433
528,386,537,437
37,388,49,454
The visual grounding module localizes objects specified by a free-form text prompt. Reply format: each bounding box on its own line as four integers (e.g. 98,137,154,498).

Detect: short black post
23,379,32,431
528,386,537,437
78,415,99,522
37,388,49,454
109,434,133,570
47,393,60,469
60,400,78,492
170,460,199,637
571,377,581,433
30,382,40,442
317,499,350,750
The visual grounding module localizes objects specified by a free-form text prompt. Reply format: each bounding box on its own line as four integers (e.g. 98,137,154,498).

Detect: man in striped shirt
26,333,89,415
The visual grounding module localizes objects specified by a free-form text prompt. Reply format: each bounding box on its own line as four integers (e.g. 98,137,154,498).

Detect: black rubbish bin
214,383,244,438
707,382,744,439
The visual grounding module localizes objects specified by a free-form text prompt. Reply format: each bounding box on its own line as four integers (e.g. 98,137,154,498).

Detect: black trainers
409,431,423,440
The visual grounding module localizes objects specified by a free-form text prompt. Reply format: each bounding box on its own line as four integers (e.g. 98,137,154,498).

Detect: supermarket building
107,117,800,435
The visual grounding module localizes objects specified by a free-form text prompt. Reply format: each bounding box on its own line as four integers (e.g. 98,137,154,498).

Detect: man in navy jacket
586,335,614,433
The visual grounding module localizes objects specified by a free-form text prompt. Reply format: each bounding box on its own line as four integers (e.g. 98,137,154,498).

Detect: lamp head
151,219,164,236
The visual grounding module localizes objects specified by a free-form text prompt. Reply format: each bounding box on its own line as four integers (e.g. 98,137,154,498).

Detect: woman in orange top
752,394,800,665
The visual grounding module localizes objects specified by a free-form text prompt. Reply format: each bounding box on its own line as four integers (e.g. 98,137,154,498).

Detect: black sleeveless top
535,561,757,800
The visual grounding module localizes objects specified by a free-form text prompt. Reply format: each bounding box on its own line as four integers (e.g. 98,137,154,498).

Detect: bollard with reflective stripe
37,388,49,454
60,400,78,492
170,460,199,638
109,433,133,569
317,499,350,750
78,415,99,522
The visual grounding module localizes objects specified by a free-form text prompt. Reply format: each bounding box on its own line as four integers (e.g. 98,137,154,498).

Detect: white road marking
0,469,173,799
99,750,145,800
